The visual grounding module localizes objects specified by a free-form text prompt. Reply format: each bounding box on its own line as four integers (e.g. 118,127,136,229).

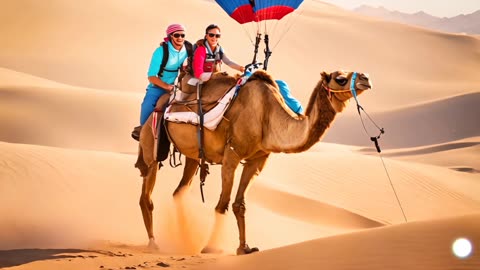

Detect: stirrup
131,126,141,141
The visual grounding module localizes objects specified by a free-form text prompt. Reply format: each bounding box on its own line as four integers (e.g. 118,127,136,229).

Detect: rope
379,153,408,223
356,105,407,223
349,76,408,223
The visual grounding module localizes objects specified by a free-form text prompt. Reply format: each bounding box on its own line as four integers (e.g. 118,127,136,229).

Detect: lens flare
452,238,473,258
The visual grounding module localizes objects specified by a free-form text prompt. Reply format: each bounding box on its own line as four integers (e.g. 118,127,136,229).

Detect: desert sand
1,0,479,269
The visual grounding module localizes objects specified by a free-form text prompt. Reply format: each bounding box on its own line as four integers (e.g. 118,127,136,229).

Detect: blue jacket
276,80,304,114
146,41,188,90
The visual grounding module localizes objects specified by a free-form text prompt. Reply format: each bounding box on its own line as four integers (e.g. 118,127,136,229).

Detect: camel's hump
248,70,276,87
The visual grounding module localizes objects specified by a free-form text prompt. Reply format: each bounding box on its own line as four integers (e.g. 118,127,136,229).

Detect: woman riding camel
193,24,245,82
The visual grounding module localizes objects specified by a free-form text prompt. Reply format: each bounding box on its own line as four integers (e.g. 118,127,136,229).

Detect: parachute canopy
215,0,304,24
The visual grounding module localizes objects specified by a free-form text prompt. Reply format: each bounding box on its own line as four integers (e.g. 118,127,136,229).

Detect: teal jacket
276,80,304,114
146,41,188,90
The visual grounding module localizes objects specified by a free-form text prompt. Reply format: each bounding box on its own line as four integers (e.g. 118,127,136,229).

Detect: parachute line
272,7,304,49
215,0,306,66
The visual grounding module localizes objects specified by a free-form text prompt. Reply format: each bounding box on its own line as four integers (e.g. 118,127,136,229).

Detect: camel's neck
263,80,337,153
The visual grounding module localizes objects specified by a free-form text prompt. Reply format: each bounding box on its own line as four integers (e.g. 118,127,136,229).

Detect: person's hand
244,62,262,73
240,66,245,73
199,72,211,82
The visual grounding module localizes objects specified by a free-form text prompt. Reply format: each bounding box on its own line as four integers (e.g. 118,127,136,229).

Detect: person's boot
131,126,142,141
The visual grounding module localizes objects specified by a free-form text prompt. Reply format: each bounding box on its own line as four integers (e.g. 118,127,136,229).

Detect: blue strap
349,72,362,114
350,72,358,100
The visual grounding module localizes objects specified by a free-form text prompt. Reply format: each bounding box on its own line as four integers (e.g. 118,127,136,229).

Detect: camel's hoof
148,239,159,250
236,245,259,255
201,246,224,254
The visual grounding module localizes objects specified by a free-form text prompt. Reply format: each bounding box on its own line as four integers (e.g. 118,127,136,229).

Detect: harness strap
169,147,183,168
323,74,384,151
196,82,207,203
263,34,272,71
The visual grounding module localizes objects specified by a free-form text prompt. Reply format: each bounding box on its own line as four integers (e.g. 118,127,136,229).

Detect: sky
320,0,480,17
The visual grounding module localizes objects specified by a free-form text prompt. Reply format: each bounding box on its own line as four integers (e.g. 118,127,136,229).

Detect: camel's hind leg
137,117,160,249
233,154,269,255
172,157,199,197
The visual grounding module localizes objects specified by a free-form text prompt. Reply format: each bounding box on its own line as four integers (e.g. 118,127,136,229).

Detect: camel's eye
335,76,348,86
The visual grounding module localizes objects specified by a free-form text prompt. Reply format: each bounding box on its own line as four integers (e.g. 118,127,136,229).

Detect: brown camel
135,70,371,255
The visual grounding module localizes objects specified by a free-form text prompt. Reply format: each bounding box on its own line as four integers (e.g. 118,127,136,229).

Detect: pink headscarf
164,23,186,42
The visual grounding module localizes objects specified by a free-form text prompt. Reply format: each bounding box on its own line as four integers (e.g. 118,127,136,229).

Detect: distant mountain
353,5,480,34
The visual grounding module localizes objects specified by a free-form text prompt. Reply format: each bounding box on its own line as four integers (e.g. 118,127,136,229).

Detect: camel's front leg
215,147,241,213
139,163,158,249
201,147,241,253
172,157,201,253
233,154,268,255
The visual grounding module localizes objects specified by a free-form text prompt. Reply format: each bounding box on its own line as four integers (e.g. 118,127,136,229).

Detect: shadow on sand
0,249,88,268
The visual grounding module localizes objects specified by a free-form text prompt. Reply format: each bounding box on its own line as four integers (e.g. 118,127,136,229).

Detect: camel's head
320,71,371,112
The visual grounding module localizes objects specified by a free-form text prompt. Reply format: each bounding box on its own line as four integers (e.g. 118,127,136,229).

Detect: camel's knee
232,202,246,217
139,196,154,212
215,199,230,214
173,185,189,198
135,146,148,177
135,160,148,177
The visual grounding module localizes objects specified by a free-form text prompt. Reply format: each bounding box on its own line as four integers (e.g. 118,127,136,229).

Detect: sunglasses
207,33,221,38
171,33,185,38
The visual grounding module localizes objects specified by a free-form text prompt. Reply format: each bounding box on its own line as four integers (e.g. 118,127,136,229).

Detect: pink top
193,46,208,79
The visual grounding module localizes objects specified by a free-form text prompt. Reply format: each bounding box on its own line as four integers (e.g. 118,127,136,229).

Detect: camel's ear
321,72,331,83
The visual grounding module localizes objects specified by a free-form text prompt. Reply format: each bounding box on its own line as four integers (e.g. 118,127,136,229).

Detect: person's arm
193,47,208,79
222,53,245,73
276,80,304,114
146,46,174,91
148,76,174,91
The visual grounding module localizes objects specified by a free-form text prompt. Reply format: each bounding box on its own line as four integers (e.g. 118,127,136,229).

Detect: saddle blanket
164,85,237,130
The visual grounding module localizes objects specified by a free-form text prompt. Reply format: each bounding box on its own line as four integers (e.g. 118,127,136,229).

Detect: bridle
322,72,359,102
323,72,405,222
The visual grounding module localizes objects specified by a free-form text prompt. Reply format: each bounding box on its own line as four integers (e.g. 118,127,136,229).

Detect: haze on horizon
320,0,479,17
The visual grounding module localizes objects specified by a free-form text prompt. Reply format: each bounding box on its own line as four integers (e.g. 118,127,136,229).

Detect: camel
135,70,372,255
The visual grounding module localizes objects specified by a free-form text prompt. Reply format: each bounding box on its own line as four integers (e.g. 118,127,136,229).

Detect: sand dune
2,68,478,153
2,214,478,269
0,67,78,89
1,0,479,110
324,92,480,148
377,138,480,157
1,141,479,251
251,182,385,228
374,137,480,173
194,214,480,270
0,68,141,153
258,151,480,225
0,141,382,252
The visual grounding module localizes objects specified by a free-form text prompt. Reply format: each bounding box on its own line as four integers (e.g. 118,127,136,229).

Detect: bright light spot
452,238,473,258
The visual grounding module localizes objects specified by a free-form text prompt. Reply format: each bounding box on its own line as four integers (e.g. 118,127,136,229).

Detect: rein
324,73,408,223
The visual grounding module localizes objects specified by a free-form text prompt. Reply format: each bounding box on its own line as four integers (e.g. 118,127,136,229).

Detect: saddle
165,72,239,130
